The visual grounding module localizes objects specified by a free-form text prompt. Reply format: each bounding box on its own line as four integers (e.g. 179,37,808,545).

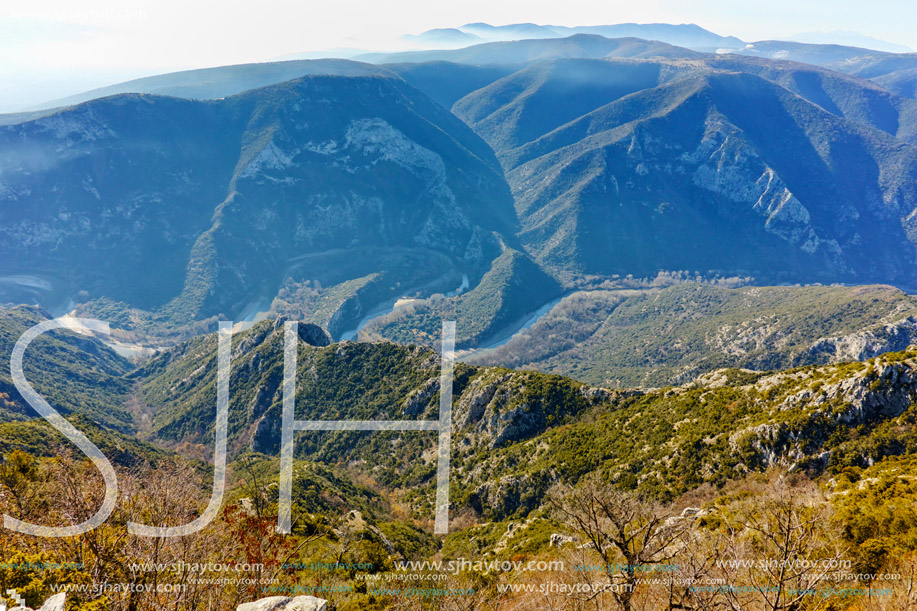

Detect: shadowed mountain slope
451,60,917,286
0,76,517,328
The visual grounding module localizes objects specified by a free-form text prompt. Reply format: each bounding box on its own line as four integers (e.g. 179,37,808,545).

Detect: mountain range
4,303,916,526
355,34,705,65
0,75,516,334
734,40,917,99
17,59,388,115
404,22,744,52
5,33,917,346
6,25,917,608
452,56,917,286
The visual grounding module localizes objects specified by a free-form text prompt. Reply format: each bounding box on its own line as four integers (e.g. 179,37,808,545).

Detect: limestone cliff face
725,352,917,470
804,316,917,362
685,113,843,262
459,61,917,285
0,76,516,323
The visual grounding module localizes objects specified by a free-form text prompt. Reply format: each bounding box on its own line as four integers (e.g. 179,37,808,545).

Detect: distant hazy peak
786,30,913,54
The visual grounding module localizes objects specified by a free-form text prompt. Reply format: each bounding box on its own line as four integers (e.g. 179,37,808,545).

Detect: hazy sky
2,0,916,111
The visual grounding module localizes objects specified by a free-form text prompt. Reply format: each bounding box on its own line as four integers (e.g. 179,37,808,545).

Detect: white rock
241,140,294,178
549,533,577,547
4,592,65,611
39,594,66,611
236,596,328,611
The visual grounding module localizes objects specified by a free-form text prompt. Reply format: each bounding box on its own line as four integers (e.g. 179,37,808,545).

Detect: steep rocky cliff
0,76,517,328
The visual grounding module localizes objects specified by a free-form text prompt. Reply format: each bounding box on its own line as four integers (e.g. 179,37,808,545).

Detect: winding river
337,273,470,341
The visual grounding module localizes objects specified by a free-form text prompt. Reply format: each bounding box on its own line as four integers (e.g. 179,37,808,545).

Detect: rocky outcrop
267,318,331,347
804,317,917,363
455,374,506,428
38,594,65,611
550,533,578,547
453,371,590,449
326,293,365,340
296,323,332,348
486,401,544,449
778,358,917,423
236,596,327,611
251,403,283,454
403,377,439,416
580,387,642,404
8,593,66,611
239,322,325,453
467,471,554,518
235,323,277,358
728,352,917,469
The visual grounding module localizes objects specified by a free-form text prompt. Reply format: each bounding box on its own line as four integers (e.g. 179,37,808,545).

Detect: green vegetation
2,74,516,340
0,416,168,467
459,57,917,288
3,303,917,609
75,247,464,343
6,46,917,610
474,283,917,387
267,246,461,338
366,248,563,348
0,305,134,431
452,348,917,519
831,454,917,570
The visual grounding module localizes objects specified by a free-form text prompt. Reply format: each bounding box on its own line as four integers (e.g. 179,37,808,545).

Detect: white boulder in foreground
7,592,66,611
39,594,66,611
236,596,328,611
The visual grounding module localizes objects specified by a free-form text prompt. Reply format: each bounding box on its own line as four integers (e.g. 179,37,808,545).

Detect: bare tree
548,475,688,611
666,528,728,611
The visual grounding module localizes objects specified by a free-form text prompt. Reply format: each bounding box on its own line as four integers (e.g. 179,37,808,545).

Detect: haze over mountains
16,60,388,118
4,23,917,360
735,40,917,99
401,22,744,52
7,22,917,609
786,30,913,54
0,75,515,333
10,21,915,111
456,57,917,285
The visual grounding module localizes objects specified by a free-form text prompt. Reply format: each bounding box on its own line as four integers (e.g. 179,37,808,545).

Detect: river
337,273,469,341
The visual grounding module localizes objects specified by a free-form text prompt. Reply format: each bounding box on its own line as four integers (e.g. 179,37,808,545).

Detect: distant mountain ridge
15,32,917,123
401,28,484,48
353,34,704,65
0,75,517,330
12,24,917,119
4,38,703,122
786,30,913,54
406,22,744,52
450,57,917,287
18,59,389,114
732,40,917,99
5,32,917,351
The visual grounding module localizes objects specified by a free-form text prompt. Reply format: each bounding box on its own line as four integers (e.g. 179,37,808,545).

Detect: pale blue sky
1,0,915,112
